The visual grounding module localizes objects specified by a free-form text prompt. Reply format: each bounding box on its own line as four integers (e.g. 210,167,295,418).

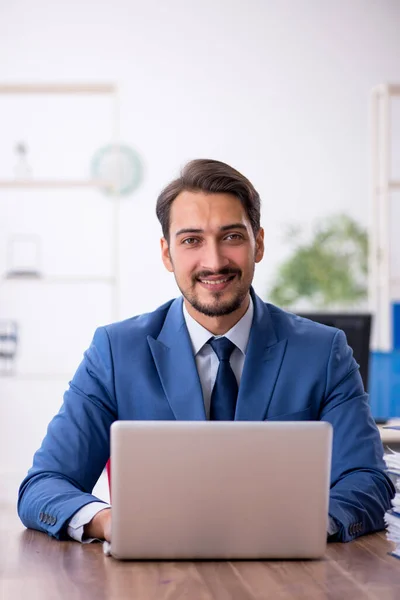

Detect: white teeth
200,278,230,285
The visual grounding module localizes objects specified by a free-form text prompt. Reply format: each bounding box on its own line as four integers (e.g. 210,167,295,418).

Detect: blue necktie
209,337,238,421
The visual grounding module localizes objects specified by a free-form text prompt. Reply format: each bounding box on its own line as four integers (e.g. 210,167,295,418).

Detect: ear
255,228,264,263
161,238,174,272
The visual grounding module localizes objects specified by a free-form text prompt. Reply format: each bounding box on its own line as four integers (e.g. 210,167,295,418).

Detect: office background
1,0,400,504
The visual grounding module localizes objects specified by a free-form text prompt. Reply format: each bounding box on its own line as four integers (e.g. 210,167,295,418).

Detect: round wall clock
91,144,143,196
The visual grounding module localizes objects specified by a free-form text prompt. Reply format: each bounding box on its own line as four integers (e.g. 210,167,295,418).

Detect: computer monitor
296,313,372,392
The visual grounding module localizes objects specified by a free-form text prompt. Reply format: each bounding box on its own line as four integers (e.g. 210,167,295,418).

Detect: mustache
194,268,241,280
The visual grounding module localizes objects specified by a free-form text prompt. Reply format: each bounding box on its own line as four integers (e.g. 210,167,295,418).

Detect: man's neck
183,294,251,335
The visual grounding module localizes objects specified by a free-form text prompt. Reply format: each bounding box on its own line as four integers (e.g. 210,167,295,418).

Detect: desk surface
2,505,400,600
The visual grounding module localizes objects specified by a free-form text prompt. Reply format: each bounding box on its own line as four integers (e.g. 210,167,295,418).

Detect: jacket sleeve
17,327,117,539
321,329,394,542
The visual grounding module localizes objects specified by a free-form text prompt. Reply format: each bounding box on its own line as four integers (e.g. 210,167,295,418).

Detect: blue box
393,303,400,351
369,351,400,420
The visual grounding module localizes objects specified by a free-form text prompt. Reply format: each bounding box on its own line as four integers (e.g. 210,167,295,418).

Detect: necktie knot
209,337,236,362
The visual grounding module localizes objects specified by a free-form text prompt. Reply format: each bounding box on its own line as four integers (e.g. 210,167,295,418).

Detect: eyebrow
175,223,247,237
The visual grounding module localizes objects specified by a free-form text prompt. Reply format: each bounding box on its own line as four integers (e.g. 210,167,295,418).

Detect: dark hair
156,159,261,242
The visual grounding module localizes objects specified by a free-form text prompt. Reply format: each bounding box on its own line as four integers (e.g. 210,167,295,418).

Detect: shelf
2,275,116,284
0,83,116,95
0,179,113,189
372,83,400,96
374,183,400,193
387,84,400,96
0,373,71,381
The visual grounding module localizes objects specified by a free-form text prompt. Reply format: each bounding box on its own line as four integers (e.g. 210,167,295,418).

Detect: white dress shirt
68,295,338,540
183,297,254,419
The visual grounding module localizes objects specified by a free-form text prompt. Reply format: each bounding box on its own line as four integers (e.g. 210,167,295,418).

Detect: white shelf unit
0,83,116,94
2,276,117,286
370,83,400,351
0,81,121,321
3,373,72,380
0,83,121,379
0,180,112,189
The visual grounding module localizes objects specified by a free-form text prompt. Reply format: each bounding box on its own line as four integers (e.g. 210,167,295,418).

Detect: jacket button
50,516,56,525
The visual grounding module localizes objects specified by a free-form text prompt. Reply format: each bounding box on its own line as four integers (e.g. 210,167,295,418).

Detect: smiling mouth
198,275,235,285
196,274,237,290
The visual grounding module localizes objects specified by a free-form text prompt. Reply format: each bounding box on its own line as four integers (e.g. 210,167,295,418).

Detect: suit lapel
235,292,288,421
147,297,206,420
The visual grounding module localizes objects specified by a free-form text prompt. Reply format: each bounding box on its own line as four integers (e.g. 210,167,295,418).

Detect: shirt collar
182,296,254,357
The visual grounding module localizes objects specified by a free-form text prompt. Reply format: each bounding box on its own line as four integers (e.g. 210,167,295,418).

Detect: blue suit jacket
18,290,394,542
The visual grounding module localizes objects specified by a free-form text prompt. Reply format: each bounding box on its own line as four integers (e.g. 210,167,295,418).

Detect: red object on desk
106,459,111,500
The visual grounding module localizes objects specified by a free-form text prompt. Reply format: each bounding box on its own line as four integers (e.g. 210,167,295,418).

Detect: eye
182,237,199,246
224,233,243,241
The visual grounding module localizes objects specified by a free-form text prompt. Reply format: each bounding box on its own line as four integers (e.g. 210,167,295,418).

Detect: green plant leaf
269,214,368,309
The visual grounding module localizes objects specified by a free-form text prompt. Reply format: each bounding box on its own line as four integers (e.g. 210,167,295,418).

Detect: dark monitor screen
296,313,372,392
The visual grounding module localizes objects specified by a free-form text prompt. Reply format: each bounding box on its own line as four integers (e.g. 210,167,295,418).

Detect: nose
200,240,230,273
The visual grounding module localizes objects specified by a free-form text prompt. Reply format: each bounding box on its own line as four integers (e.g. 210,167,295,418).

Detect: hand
84,508,111,542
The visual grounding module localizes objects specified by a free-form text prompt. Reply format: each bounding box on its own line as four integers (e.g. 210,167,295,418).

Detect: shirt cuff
328,515,340,536
67,502,110,543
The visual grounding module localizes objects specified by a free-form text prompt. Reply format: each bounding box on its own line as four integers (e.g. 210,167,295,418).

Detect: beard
176,267,253,317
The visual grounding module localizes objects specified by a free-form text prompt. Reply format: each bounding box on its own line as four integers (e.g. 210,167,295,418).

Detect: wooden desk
2,505,400,600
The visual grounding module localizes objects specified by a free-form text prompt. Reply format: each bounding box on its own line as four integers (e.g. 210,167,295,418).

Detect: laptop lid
110,420,332,560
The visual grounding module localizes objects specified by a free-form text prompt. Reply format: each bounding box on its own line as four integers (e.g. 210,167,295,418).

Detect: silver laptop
109,420,332,560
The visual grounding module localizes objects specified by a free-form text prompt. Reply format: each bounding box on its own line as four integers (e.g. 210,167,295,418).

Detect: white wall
1,0,400,502
1,0,400,311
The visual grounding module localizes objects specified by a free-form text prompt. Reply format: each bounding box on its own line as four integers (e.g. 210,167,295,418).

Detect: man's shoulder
101,298,177,341
264,302,339,344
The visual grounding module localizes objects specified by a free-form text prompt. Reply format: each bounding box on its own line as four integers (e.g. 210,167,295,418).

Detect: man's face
161,191,264,318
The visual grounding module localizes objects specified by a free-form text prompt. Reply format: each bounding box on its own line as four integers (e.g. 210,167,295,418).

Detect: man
18,159,394,543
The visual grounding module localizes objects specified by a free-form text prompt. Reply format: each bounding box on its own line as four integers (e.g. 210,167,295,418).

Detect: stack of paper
384,444,400,558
